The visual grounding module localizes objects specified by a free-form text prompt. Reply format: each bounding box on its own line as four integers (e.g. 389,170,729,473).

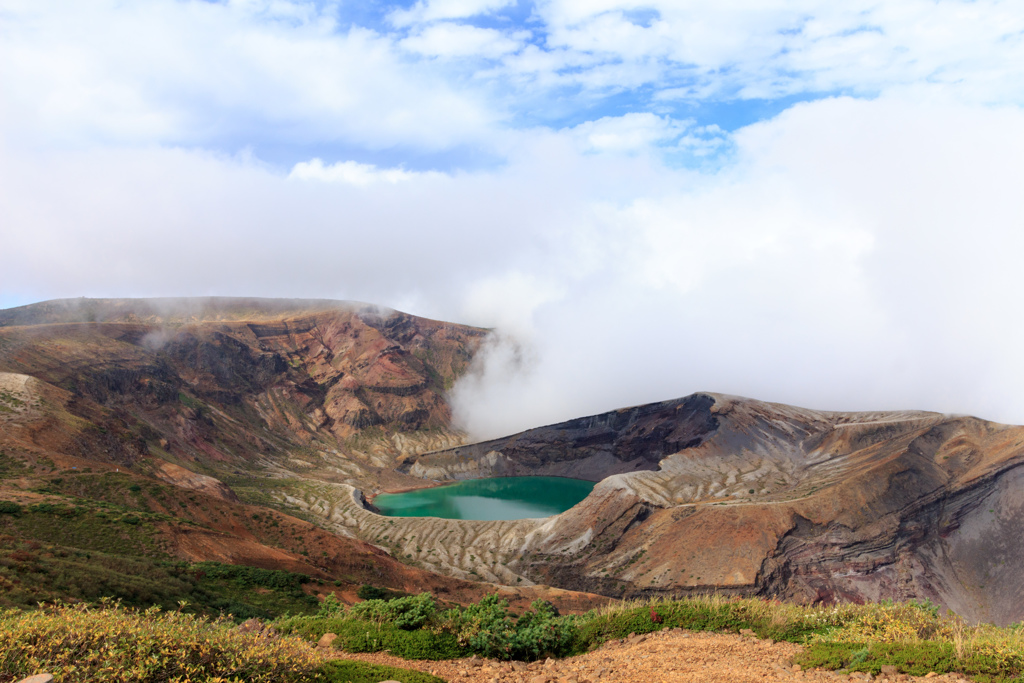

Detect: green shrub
318,593,345,617
443,594,577,661
0,501,21,515
350,592,436,630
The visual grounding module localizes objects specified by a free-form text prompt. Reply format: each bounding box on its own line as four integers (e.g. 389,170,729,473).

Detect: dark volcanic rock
398,393,719,481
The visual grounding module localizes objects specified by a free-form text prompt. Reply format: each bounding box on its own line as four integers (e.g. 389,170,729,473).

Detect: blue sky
2,0,1024,435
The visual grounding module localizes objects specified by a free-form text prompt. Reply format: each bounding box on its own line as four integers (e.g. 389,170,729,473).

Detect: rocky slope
4,298,1024,625
352,394,1024,625
0,297,486,479
0,298,611,611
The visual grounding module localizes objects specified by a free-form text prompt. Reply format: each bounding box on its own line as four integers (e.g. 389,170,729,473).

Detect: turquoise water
373,476,595,520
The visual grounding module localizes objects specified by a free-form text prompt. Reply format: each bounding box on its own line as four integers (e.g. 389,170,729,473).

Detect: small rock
925,674,938,679
880,665,898,677
793,664,802,672
16,676,54,683
740,628,757,638
316,632,337,648
529,676,550,683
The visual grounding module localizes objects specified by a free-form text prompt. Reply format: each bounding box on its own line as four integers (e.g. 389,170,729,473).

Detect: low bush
442,595,576,661
349,592,437,630
0,600,322,683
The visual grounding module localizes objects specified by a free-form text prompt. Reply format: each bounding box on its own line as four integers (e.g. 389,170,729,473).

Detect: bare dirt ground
333,629,973,683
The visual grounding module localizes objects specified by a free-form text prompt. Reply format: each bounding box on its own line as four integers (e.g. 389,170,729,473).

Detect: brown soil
332,629,972,683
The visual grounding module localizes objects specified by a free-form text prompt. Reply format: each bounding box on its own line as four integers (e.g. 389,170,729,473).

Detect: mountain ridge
2,297,1023,625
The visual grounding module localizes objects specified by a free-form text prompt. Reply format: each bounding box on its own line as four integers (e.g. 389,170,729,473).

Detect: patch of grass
0,452,31,479
573,594,826,646
276,614,463,660
0,501,165,557
798,641,1024,682
0,534,319,619
315,660,444,683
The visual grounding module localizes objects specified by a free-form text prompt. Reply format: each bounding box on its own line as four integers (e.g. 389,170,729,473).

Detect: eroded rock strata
350,394,1024,625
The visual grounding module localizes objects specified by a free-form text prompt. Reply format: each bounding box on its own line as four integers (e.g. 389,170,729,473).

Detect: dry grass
0,600,324,683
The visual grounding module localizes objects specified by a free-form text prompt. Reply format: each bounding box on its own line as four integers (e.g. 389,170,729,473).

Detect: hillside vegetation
0,601,441,683
6,593,1024,683
279,592,1024,682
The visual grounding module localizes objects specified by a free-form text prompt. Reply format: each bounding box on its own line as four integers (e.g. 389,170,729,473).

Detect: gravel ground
332,629,973,683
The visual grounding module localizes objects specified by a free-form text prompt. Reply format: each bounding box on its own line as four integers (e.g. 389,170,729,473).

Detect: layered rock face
384,394,1024,624
0,297,486,476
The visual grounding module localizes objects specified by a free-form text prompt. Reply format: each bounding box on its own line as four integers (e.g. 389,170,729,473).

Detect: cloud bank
2,1,1024,437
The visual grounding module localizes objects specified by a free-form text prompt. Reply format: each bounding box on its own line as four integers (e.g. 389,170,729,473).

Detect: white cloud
389,0,517,27
3,1,1024,441
0,0,498,150
400,23,526,59
451,96,1024,437
568,113,688,153
289,158,434,185
532,0,1024,104
5,97,1024,438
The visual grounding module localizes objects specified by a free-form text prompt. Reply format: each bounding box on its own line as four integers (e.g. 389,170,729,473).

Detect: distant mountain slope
0,297,487,476
384,393,1024,625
